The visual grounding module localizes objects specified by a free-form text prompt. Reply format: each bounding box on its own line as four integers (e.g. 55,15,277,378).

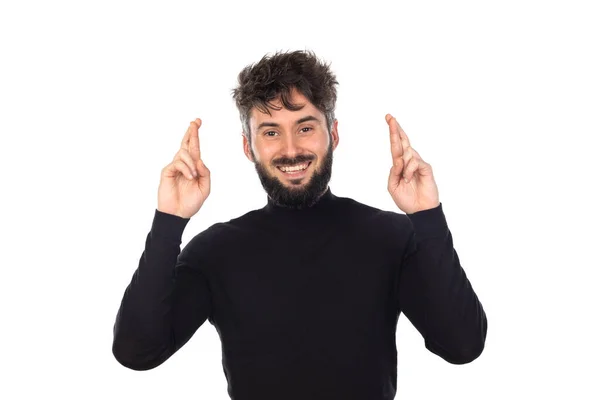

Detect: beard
252,140,333,210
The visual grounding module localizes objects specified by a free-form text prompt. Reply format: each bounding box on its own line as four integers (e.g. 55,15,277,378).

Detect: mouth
276,161,312,179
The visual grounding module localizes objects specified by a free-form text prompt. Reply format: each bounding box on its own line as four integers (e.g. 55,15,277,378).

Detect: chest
206,230,401,356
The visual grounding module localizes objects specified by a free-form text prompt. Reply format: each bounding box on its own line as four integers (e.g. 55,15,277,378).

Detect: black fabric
112,187,487,400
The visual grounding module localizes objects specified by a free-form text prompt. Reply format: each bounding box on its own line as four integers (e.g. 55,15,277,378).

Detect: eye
264,131,278,137
300,127,312,133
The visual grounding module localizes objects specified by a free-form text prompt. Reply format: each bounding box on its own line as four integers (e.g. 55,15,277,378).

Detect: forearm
401,203,487,364
112,210,190,370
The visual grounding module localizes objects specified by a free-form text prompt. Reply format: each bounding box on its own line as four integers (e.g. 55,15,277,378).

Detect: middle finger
180,120,199,150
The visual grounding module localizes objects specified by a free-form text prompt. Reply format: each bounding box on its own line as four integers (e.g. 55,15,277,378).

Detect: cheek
254,144,276,162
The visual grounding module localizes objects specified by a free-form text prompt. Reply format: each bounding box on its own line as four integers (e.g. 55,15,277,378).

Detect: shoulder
332,195,413,253
185,208,262,249
336,194,410,228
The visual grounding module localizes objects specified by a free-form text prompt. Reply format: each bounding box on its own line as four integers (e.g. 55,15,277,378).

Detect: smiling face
243,88,339,209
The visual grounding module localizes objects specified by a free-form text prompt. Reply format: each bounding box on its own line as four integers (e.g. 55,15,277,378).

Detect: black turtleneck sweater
112,187,487,400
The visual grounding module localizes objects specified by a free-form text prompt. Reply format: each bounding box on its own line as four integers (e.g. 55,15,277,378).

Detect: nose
279,132,303,160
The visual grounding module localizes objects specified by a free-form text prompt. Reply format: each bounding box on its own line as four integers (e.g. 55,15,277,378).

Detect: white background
1,0,598,398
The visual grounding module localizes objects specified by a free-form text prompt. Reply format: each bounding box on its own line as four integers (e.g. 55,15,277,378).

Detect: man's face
243,89,339,209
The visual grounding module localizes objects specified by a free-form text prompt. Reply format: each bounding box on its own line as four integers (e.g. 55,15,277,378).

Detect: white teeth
279,162,309,172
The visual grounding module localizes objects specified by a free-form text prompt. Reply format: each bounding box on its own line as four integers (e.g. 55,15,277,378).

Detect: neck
263,186,338,231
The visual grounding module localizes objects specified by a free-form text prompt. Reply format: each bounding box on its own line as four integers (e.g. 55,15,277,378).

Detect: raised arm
112,118,213,370
385,114,486,364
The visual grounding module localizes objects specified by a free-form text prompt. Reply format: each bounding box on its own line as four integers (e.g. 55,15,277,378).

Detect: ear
242,133,254,162
331,119,340,151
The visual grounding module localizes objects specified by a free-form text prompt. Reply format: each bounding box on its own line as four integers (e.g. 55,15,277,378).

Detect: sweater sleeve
398,202,487,364
112,209,213,371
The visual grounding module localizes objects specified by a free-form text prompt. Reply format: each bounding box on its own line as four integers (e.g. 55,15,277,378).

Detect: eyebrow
256,115,320,131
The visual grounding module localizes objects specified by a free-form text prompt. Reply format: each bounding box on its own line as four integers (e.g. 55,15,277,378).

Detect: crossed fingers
181,118,202,160
175,118,202,178
386,114,423,182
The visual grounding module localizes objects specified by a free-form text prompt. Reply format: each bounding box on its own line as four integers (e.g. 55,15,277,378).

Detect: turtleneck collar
262,186,339,230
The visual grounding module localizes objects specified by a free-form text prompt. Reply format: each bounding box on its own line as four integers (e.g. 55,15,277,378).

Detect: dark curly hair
232,49,339,143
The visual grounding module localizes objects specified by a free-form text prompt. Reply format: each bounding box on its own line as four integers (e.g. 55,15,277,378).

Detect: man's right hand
157,118,211,219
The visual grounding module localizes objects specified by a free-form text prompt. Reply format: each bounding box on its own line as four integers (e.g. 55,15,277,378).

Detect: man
112,50,487,400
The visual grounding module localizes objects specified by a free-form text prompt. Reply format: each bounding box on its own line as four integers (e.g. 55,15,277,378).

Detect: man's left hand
386,114,440,214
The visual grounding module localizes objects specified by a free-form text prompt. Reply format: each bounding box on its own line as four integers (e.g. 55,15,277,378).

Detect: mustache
273,155,315,167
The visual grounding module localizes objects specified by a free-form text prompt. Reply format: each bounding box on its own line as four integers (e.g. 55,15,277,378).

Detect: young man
112,50,487,400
